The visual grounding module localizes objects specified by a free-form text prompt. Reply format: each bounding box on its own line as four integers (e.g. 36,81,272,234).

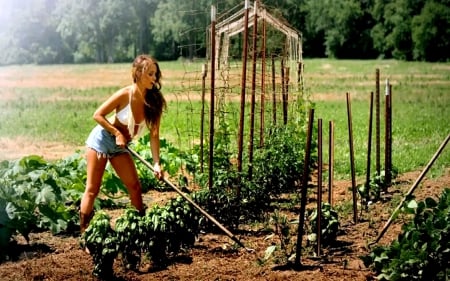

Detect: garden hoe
127,147,255,253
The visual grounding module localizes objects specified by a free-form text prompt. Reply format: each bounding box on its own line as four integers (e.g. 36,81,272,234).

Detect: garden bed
1,164,448,281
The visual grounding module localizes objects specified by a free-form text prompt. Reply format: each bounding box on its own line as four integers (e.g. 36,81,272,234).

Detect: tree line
0,0,448,65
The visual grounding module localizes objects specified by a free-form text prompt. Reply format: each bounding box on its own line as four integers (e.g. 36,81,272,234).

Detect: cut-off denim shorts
85,125,128,158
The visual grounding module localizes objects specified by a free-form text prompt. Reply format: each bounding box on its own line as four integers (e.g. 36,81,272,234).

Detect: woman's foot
79,211,94,233
79,211,93,254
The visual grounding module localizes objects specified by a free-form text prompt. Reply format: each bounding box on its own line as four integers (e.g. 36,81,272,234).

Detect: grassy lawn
0,59,449,178
303,59,449,178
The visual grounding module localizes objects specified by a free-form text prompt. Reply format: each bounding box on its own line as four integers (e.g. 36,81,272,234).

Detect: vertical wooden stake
365,92,374,193
208,6,216,189
295,108,314,266
328,121,334,206
271,55,277,125
346,93,358,224
317,119,323,256
375,69,381,176
248,1,258,180
237,1,250,176
200,64,207,173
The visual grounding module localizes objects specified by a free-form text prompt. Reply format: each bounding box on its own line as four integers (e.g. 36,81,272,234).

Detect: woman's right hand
115,132,129,148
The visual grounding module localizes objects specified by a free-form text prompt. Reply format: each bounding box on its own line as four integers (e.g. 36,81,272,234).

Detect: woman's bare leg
109,152,144,212
80,148,108,217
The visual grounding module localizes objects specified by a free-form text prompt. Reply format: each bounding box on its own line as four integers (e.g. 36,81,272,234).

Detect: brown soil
0,137,85,161
0,141,448,281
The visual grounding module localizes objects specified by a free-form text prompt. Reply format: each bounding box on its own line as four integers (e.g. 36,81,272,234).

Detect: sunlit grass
307,59,450,178
0,59,449,177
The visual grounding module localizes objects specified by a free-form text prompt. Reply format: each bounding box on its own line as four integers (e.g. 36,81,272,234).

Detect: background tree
0,0,448,64
55,0,135,63
305,0,376,58
411,1,450,62
263,0,315,57
151,0,209,60
0,0,71,64
370,0,447,61
55,0,159,62
131,0,159,57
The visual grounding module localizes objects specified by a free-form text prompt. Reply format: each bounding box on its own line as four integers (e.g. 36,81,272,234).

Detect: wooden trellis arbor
211,0,303,88
205,0,304,186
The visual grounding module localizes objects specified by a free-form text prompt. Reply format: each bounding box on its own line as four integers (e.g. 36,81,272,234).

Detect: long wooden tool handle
127,147,251,251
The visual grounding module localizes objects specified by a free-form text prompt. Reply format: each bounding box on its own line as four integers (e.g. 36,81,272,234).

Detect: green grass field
304,59,449,178
0,59,449,178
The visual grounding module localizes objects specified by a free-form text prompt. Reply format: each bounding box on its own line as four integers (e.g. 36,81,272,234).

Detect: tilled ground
0,169,448,281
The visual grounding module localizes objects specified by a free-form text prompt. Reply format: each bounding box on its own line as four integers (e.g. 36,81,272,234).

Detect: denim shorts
85,125,128,158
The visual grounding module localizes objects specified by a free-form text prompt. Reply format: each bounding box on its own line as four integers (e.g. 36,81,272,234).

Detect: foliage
371,0,450,61
132,136,167,192
1,0,449,64
115,208,146,270
0,155,81,245
262,202,340,265
411,1,450,62
361,188,450,281
306,0,376,59
82,195,201,276
82,211,118,279
0,152,129,255
251,124,311,198
151,0,209,60
139,197,201,266
187,118,254,228
0,196,13,256
188,120,311,229
358,168,399,206
132,135,198,192
307,202,340,246
190,185,241,230
262,210,297,264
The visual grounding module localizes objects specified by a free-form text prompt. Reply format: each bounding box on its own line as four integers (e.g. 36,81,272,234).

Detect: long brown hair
131,54,167,128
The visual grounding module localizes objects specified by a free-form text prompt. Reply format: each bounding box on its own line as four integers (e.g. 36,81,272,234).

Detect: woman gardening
79,54,166,233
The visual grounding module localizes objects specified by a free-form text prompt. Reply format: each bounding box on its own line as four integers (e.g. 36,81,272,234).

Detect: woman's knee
83,186,100,199
127,180,142,196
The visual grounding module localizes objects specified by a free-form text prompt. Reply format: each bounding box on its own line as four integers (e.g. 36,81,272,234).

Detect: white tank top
113,87,146,139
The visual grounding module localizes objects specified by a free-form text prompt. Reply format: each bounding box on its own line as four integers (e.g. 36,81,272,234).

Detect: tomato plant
82,211,118,279
81,195,202,275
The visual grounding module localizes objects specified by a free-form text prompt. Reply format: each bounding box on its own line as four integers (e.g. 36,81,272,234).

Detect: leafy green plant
191,185,241,230
132,136,197,192
262,210,297,265
358,168,399,207
0,197,13,258
82,211,118,279
82,195,202,276
307,202,340,246
0,152,134,262
358,171,385,206
0,156,79,242
251,124,310,198
115,208,146,270
361,188,450,281
140,197,200,267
